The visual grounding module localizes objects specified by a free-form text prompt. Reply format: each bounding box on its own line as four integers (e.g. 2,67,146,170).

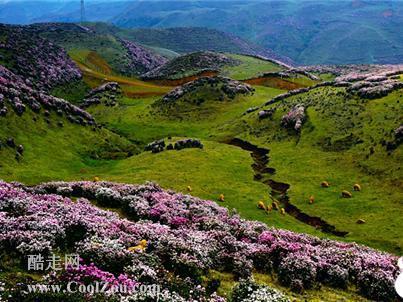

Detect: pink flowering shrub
281,104,305,131
120,39,167,75
278,253,317,289
231,279,289,302
0,24,82,90
0,65,95,125
0,180,400,301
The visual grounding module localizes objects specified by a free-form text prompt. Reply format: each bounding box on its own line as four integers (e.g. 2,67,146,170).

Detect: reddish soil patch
86,51,113,75
244,76,306,90
148,71,218,87
124,90,167,98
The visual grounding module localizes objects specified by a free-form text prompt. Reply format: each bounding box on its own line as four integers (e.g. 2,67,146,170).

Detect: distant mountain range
1,0,402,65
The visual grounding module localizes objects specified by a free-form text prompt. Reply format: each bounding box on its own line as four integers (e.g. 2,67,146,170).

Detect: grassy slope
85,84,403,253
87,138,319,235
86,86,280,143
233,87,403,253
50,80,91,104
83,87,328,235
39,29,134,75
78,87,401,301
221,54,283,80
0,109,135,185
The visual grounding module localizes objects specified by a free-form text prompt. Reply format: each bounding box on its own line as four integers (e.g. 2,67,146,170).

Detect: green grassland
83,80,403,254
0,109,136,185
232,87,403,253
39,29,137,76
83,138,320,236
221,54,284,80
86,86,283,144
50,80,91,104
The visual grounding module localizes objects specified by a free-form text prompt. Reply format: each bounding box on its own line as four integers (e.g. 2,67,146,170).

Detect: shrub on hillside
278,253,317,290
231,279,290,302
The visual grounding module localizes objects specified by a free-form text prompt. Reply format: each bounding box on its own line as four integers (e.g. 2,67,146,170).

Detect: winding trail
227,138,349,237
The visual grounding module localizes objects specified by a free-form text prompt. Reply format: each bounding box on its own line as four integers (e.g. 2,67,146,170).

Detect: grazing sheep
309,196,315,204
6,138,15,148
145,139,165,152
128,239,148,253
272,201,280,210
353,184,361,191
342,190,352,198
187,186,192,192
258,201,266,210
93,176,100,182
356,219,366,224
16,144,24,154
258,108,275,120
266,204,273,212
280,208,286,215
218,194,225,202
321,181,330,188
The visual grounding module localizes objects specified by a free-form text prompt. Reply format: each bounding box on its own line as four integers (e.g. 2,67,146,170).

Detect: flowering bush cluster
231,279,289,302
0,24,82,90
0,65,95,125
54,263,137,289
142,51,238,80
82,82,122,108
157,76,254,106
335,66,403,99
120,39,167,76
259,65,402,113
0,180,400,301
346,77,403,99
281,104,305,131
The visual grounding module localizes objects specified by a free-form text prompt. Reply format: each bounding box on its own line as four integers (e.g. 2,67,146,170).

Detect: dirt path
227,138,348,237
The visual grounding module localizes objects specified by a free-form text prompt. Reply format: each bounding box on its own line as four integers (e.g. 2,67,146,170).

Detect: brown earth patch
244,76,306,90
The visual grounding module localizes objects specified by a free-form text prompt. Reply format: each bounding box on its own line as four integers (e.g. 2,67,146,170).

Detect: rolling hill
142,51,288,82
31,23,167,77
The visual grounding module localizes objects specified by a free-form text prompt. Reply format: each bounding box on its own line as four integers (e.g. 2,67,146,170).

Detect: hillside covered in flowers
0,24,82,91
0,180,400,301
